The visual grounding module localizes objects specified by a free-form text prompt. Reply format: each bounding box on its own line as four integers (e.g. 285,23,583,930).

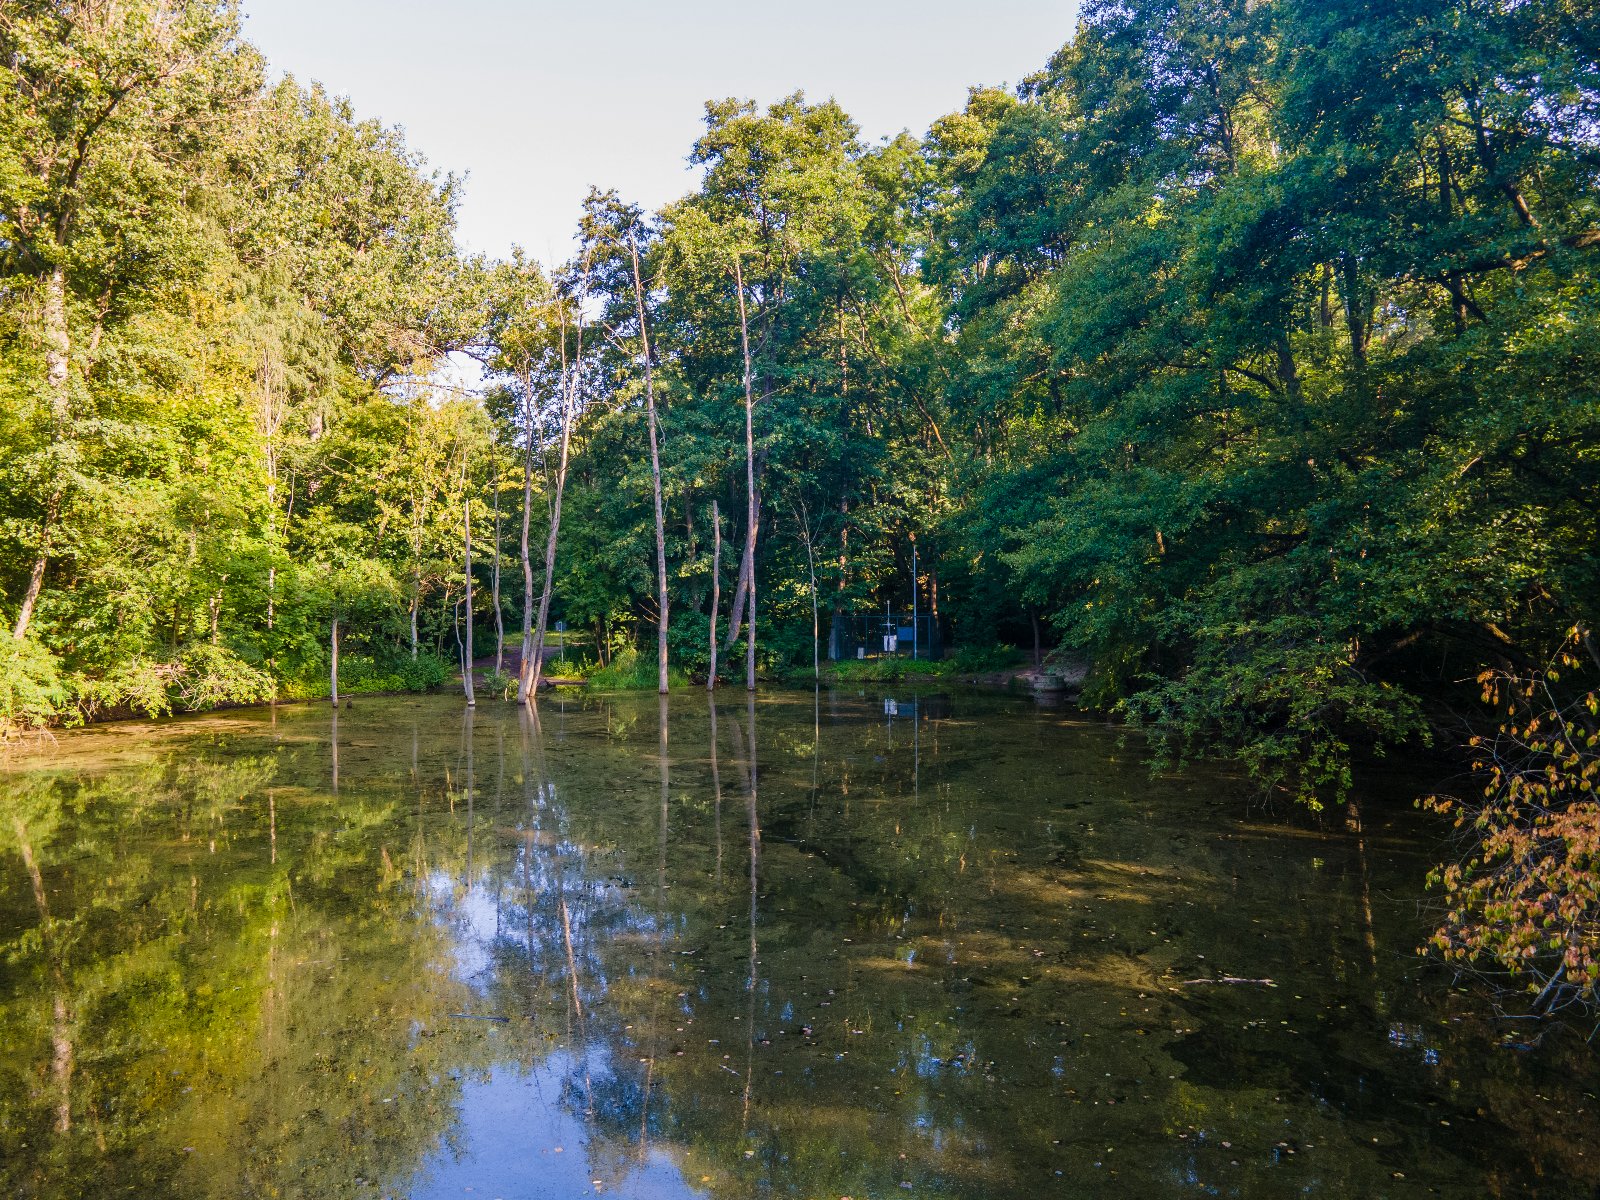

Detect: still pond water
2,689,1597,1199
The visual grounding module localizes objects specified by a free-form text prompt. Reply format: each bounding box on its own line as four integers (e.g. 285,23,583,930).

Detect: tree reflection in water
2,690,1599,1199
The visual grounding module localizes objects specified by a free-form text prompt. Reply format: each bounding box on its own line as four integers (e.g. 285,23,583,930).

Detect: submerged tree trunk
631,232,671,694
708,499,721,690
734,256,757,692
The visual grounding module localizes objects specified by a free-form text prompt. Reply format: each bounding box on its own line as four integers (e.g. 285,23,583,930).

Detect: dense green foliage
3,0,1597,800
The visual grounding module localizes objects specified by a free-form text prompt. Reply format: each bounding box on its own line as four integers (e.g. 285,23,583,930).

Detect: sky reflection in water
2,689,1598,1199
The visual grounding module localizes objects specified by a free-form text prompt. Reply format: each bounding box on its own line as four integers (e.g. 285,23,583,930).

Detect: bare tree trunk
723,530,752,652
797,501,819,680
13,267,70,641
11,493,54,640
330,617,341,705
516,379,537,704
708,500,721,690
630,232,671,694
524,270,589,702
409,590,419,660
491,459,504,674
733,256,758,692
463,480,476,707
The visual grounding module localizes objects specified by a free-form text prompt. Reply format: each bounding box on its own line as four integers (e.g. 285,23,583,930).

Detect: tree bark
330,617,341,705
516,376,537,703
14,267,72,641
708,499,721,690
463,482,476,706
734,256,758,692
797,501,819,680
723,526,753,652
523,272,588,702
630,231,671,694
490,459,504,675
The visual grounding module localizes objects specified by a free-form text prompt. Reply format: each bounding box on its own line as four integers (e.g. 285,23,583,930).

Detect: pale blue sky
241,0,1080,264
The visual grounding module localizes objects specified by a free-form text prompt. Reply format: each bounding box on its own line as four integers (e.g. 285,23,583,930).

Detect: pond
1,689,1596,1199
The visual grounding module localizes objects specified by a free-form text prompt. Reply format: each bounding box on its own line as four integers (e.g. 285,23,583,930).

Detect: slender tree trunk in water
14,267,71,641
516,385,536,703
330,617,340,705
524,275,587,702
733,256,758,691
463,485,476,706
491,461,504,674
630,232,671,694
708,500,721,690
797,502,819,679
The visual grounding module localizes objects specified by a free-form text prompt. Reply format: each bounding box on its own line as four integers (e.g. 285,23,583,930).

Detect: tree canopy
3,0,1597,800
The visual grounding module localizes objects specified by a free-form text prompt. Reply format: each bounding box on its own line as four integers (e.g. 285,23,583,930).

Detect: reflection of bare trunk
630,233,670,695
709,696,723,886
330,706,340,793
1347,797,1378,968
741,694,760,1128
13,816,73,1133
708,501,721,690
640,695,670,1158
463,707,475,886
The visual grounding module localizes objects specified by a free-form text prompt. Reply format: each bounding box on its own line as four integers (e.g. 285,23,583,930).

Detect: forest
2,0,1597,801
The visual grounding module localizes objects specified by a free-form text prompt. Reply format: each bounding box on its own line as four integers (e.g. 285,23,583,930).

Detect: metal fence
828,610,943,661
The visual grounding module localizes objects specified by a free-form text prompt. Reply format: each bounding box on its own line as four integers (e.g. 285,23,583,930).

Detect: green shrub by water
820,644,1020,684
277,651,449,700
583,646,690,691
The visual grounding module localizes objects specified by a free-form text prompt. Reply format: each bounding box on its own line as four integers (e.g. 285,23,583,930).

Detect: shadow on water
1,688,1598,1198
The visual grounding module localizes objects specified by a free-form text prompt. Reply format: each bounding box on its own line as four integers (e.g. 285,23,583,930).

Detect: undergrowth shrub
1422,629,1600,1016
